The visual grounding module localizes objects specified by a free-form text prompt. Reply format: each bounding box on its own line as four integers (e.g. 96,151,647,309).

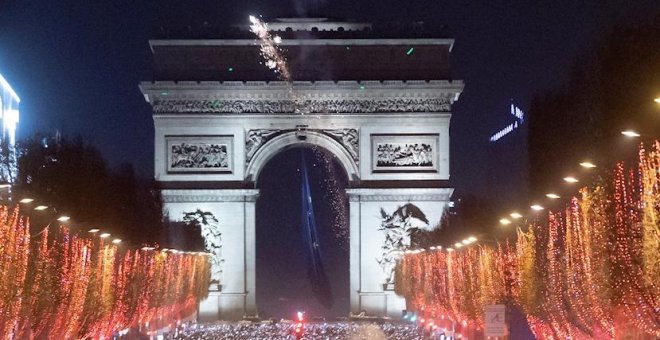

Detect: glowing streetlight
499,218,511,225
621,130,641,137
57,215,70,222
546,193,561,199
461,239,470,245
88,228,100,233
454,242,463,248
510,212,523,219
34,205,48,211
112,238,122,244
563,176,579,183
19,198,34,204
531,204,545,211
99,233,111,238
467,236,477,243
579,161,596,168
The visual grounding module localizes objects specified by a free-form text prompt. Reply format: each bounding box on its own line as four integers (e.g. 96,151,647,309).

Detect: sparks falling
249,15,291,81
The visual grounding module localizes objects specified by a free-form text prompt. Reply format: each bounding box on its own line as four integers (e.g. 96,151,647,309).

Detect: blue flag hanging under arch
300,150,334,308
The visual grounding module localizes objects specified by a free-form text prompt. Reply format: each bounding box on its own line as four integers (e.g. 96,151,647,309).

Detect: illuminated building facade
0,74,20,183
141,18,463,320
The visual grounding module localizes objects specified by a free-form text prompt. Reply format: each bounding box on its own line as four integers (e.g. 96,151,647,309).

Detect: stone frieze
152,98,452,114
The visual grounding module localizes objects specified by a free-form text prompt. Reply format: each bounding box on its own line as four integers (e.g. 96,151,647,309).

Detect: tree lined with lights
0,206,211,339
396,142,660,339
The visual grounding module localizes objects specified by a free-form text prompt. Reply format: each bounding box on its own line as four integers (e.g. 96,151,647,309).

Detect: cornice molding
345,188,453,202
140,80,464,113
162,189,260,203
141,80,464,94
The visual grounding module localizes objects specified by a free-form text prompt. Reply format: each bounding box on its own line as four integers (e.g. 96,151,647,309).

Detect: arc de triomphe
140,18,462,320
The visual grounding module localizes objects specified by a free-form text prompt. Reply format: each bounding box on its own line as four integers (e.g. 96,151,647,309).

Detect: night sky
1,0,658,318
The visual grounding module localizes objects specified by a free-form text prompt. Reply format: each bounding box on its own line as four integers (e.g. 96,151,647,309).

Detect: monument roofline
140,79,464,97
149,38,455,51
241,17,373,32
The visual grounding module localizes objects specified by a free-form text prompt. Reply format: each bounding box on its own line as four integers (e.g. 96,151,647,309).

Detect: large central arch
246,130,359,184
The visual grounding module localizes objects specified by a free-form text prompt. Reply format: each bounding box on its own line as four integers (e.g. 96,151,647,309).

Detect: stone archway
246,130,359,184
253,144,350,318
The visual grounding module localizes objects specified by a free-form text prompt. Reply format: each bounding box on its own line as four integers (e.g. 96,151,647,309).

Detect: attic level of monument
149,18,455,82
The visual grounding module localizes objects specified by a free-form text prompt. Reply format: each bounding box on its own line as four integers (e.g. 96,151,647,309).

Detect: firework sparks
249,15,291,81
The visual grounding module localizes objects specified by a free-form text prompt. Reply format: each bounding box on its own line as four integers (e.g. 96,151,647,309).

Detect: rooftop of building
152,17,452,41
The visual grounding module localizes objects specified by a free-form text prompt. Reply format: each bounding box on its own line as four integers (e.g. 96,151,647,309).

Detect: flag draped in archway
301,151,334,308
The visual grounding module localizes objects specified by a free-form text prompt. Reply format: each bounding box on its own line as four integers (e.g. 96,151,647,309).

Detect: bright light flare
88,228,100,233
99,233,111,238
446,247,454,252
454,242,463,248
621,130,641,137
499,218,511,225
531,204,545,211
19,198,34,204
57,215,70,222
579,161,596,168
467,236,477,243
34,205,48,211
563,176,579,183
112,238,122,244
546,193,561,199
510,212,523,219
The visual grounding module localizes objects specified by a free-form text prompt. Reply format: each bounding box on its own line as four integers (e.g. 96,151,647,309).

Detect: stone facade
142,23,463,320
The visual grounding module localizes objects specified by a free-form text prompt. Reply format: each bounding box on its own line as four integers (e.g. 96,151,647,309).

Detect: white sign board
484,304,507,337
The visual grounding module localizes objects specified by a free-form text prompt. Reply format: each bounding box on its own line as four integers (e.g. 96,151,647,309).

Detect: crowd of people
171,321,425,339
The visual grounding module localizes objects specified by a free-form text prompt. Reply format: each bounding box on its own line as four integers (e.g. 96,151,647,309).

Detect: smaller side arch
245,130,360,184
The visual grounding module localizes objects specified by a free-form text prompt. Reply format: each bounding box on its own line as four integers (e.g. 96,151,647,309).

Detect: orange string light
0,205,211,339
396,141,660,339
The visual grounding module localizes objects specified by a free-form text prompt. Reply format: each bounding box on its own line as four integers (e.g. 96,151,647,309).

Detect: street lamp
621,130,641,137
546,193,561,199
510,212,522,219
531,204,544,211
579,161,596,168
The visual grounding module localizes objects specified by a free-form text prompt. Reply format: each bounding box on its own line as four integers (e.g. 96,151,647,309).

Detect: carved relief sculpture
322,129,359,163
167,136,233,173
377,203,430,285
153,98,452,114
371,134,439,173
245,129,281,164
